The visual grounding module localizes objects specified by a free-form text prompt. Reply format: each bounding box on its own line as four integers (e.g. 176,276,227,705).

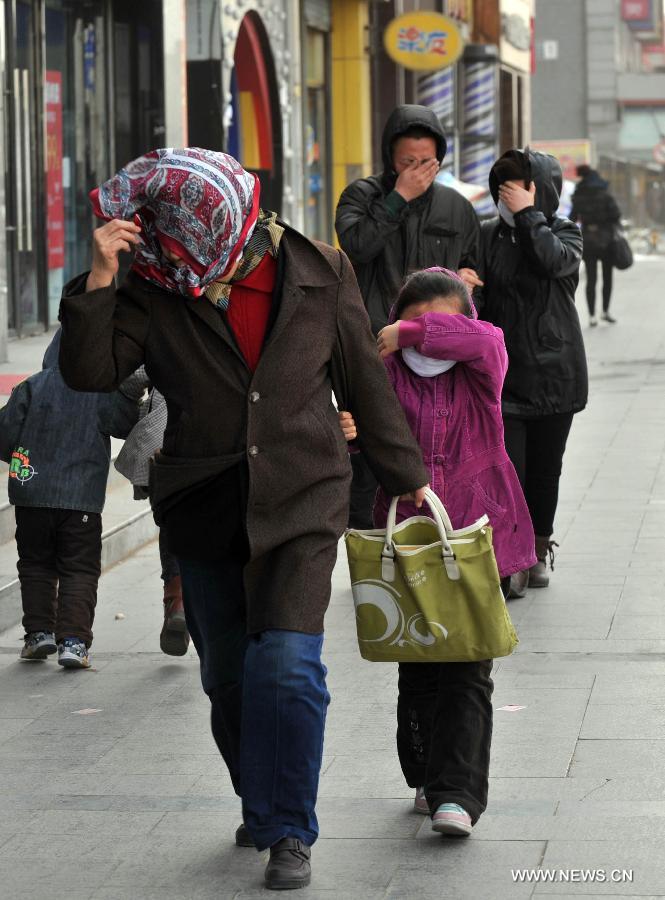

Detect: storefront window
43,0,164,319
45,0,110,322
7,0,43,332
303,28,330,242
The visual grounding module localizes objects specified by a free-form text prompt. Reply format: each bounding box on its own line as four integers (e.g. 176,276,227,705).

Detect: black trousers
348,452,377,530
503,412,574,538
584,252,613,316
397,659,494,824
15,506,102,646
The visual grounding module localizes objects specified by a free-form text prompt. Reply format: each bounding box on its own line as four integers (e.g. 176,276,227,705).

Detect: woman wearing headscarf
58,148,429,890
476,149,587,592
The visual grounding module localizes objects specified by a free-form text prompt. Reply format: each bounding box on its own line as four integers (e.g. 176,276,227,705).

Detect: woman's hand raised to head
86,219,142,292
377,322,401,359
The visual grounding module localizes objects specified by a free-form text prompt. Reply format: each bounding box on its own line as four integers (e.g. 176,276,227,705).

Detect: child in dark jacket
0,330,140,668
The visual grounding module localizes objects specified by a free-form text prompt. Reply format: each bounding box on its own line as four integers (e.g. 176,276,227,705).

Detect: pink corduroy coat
374,312,537,578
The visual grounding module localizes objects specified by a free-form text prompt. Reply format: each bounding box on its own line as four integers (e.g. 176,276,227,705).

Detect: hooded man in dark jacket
477,149,587,593
570,165,622,325
335,105,481,527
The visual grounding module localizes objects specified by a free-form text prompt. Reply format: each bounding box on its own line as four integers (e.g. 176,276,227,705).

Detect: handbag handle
382,488,460,582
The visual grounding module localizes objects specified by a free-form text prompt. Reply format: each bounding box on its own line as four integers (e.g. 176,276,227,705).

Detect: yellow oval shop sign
384,11,464,72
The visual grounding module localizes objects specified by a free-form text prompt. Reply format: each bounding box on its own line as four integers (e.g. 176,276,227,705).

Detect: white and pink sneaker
413,787,429,815
431,803,473,836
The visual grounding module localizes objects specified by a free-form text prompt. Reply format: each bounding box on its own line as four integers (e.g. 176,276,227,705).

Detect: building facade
0,0,379,357
531,0,665,224
1,0,168,356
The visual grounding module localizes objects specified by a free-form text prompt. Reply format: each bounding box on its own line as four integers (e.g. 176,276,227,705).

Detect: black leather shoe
235,823,255,847
265,838,311,890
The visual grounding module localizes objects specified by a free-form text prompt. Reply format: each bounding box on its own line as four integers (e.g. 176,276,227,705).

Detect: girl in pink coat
374,266,535,837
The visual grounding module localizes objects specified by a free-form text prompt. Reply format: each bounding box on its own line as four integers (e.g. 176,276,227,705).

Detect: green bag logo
9,447,37,485
352,579,449,649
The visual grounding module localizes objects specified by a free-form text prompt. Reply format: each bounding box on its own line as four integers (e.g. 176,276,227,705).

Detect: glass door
0,0,8,357
5,0,46,334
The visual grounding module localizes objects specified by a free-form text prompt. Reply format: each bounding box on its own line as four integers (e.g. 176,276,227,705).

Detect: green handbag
344,488,518,663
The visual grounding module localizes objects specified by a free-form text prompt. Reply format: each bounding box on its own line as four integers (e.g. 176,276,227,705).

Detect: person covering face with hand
476,148,587,598
335,105,482,530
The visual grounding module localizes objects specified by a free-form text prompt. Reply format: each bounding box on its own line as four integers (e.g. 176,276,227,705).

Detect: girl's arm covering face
391,312,509,402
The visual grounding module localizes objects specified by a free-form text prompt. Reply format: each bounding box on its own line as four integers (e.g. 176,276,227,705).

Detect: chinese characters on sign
397,27,449,57
384,12,464,72
45,71,64,271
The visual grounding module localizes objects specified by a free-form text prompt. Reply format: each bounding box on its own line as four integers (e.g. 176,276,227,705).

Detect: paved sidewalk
1,259,665,899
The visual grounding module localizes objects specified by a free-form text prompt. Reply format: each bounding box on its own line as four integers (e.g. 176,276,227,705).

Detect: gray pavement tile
609,615,665,639
580,701,665,740
186,773,238,799
557,801,665,817
489,741,577,778
560,775,665,802
322,751,404,779
535,840,663,895
0,752,111,774
95,842,271,891
569,741,665,777
94,892,236,900
474,812,665,842
233,893,386,900
487,777,609,804
316,773,412,800
24,809,167,835
0,717,32,744
384,839,547,898
89,749,223,776
493,673,597,690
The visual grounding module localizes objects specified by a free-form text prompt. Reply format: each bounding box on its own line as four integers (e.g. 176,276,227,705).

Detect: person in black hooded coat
570,165,622,325
476,149,587,592
335,104,480,527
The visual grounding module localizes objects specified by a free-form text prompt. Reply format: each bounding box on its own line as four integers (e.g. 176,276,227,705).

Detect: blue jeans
178,557,330,850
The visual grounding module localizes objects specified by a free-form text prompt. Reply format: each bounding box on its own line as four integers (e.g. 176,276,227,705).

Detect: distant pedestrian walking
570,165,622,326
477,149,588,590
0,330,140,668
335,104,480,529
114,367,189,657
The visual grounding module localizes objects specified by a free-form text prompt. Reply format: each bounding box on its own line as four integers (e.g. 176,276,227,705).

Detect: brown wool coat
59,228,429,634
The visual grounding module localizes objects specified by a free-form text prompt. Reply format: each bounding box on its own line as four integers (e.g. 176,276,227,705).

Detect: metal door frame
4,0,48,337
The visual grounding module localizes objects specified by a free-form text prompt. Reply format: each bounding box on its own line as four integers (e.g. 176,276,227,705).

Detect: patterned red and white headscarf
90,148,260,297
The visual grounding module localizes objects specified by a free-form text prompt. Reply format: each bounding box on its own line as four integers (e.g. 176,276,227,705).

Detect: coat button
436,409,448,418
248,445,259,457
249,391,260,404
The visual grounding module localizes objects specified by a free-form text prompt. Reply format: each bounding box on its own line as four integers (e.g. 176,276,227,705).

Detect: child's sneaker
431,803,473,836
414,787,429,815
20,631,57,661
57,637,91,669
